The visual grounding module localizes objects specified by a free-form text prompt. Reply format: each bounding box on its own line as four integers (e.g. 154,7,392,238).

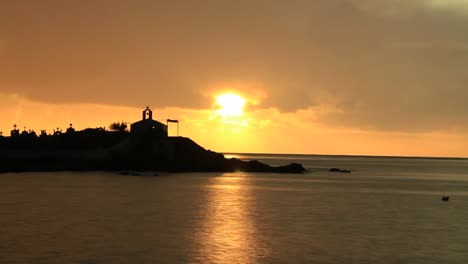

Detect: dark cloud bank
0,0,467,132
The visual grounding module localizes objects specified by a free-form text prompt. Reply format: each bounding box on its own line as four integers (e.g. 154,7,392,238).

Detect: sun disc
216,93,246,116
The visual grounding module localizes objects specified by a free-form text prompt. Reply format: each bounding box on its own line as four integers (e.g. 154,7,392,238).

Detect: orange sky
1,1,468,157
1,95,467,158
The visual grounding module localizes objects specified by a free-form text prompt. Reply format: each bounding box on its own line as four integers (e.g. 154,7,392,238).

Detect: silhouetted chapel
130,107,168,138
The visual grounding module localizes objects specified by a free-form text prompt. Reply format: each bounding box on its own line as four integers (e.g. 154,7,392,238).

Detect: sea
1,154,468,264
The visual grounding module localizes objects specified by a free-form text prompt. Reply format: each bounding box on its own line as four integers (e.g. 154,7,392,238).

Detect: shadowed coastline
0,108,306,174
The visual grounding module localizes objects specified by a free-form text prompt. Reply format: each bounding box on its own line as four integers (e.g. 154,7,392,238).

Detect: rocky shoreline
0,136,307,174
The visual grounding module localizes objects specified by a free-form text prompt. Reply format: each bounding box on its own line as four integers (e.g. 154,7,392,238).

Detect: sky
1,0,468,157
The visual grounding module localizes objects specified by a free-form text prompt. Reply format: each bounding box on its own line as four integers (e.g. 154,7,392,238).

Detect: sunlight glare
215,93,246,117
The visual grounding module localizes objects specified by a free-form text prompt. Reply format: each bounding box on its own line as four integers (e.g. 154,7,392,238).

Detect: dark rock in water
120,171,142,176
441,196,450,201
224,159,307,173
329,168,351,173
273,163,307,173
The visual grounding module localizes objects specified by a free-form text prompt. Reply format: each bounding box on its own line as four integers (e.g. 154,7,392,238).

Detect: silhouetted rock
329,168,351,173
442,196,450,201
221,158,306,173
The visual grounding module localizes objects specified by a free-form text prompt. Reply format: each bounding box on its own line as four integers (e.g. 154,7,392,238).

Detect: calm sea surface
2,154,468,263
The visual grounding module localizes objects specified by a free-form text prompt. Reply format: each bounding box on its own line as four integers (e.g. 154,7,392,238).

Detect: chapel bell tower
142,106,153,120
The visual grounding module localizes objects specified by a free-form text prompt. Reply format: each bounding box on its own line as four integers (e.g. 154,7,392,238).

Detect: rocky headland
0,107,306,174
0,136,306,174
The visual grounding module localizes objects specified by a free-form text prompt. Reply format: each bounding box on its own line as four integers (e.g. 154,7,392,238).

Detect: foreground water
1,154,468,263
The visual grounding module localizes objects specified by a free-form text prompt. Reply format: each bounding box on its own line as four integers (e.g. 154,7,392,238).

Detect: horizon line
221,152,468,160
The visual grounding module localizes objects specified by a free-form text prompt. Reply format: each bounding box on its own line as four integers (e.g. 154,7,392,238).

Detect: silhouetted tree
109,122,128,132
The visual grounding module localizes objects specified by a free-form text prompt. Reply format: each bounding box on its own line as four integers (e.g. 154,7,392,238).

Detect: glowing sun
215,93,246,117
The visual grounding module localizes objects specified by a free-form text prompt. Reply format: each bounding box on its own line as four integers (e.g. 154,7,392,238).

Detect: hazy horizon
222,151,468,160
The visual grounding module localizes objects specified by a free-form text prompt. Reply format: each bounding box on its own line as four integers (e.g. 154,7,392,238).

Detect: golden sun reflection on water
191,174,269,263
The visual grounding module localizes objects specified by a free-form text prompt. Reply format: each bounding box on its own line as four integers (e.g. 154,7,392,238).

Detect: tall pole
167,119,180,137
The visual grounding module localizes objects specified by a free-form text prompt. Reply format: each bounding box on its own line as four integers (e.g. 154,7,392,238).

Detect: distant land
0,107,306,174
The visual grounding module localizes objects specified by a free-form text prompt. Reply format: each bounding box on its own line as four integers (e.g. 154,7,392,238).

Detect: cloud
424,0,468,12
0,0,468,133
